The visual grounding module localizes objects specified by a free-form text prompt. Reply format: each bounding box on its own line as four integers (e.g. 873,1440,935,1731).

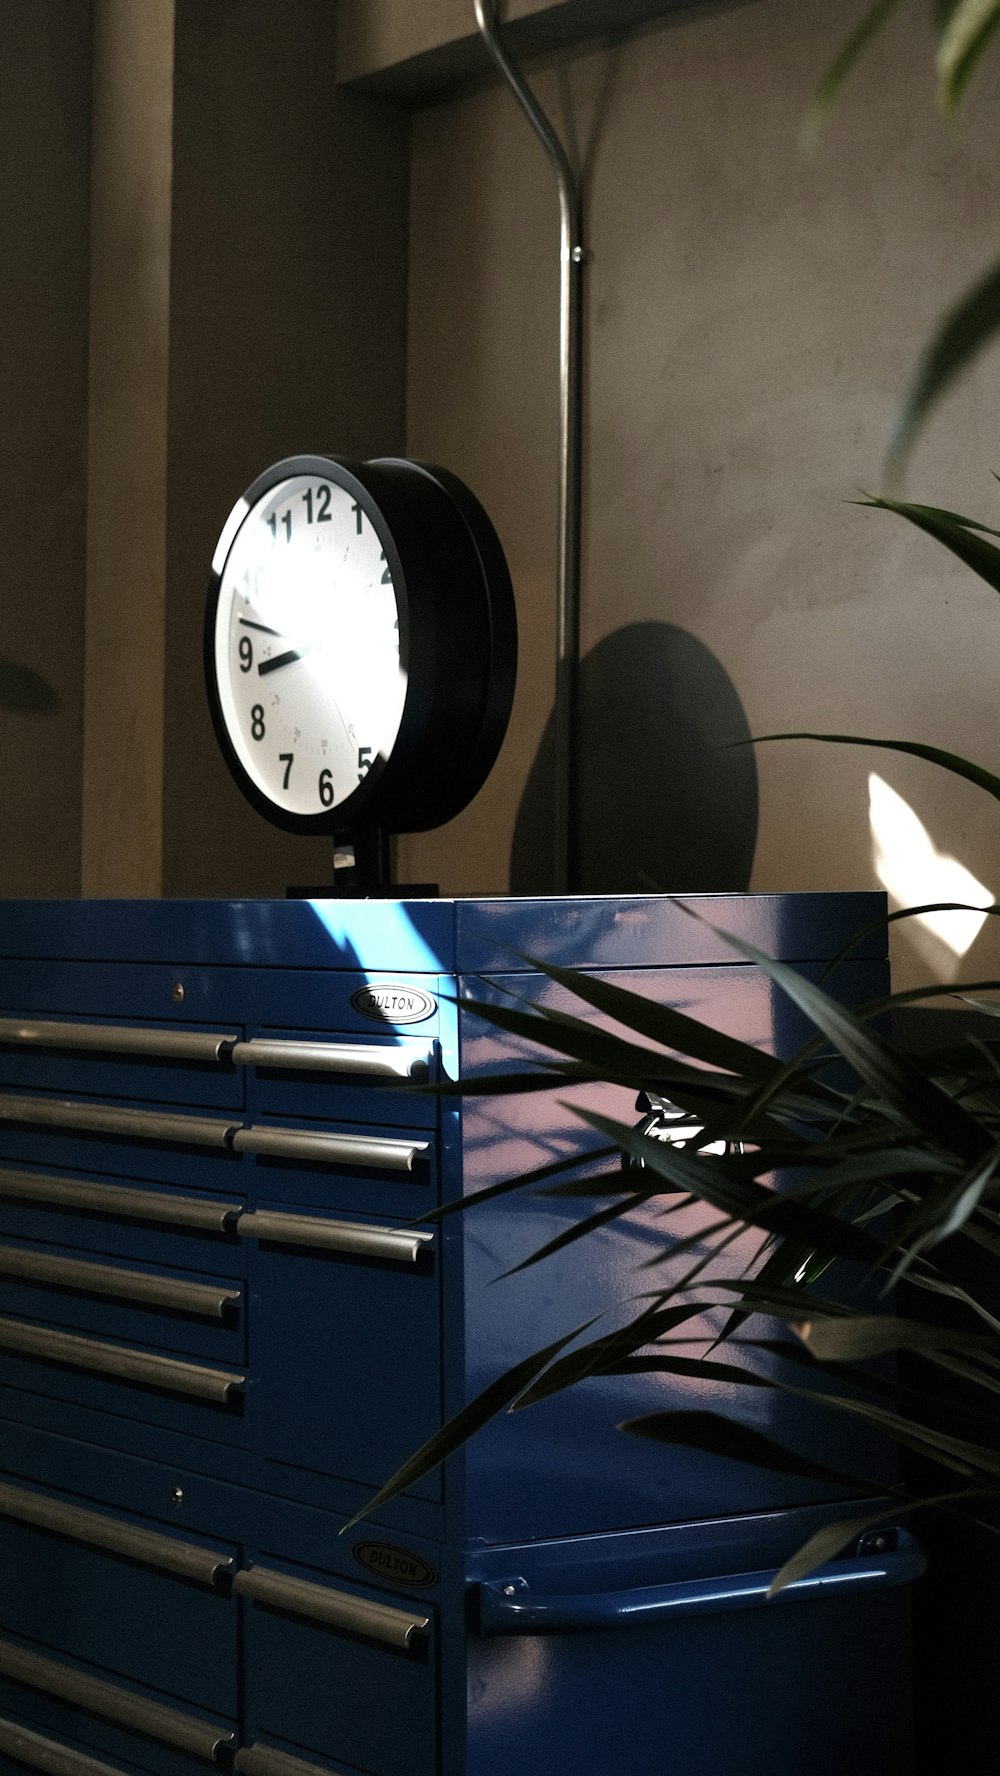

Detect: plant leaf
414,1144,620,1223
794,1313,1000,1361
620,1409,871,1489
344,1314,603,1527
514,955,783,1081
936,0,1000,111
574,1106,883,1261
768,1510,901,1595
777,1378,1000,1477
690,919,995,1165
887,255,1000,467
754,730,1000,807
858,492,1000,593
802,0,907,151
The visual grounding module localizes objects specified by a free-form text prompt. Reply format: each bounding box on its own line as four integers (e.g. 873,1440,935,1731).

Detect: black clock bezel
205,452,517,838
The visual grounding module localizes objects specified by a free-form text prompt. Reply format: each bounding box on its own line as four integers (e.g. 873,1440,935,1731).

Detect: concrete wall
4,0,1000,994
0,2,92,897
398,0,1000,991
161,0,409,896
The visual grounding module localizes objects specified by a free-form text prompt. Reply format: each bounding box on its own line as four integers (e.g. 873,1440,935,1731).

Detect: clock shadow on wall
511,623,758,894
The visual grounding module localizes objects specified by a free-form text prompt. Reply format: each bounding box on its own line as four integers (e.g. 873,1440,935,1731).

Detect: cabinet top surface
0,895,887,973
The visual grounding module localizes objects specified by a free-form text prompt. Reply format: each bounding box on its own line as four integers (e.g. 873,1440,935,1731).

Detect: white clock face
213,474,406,817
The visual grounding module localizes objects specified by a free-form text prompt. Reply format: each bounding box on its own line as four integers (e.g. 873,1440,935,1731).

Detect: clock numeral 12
302,485,331,524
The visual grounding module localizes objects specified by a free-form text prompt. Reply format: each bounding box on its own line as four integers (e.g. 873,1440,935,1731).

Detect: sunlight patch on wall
868,773,993,977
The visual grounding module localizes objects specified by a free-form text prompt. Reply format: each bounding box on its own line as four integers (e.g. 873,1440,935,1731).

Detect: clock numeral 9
319,768,334,807
251,705,265,741
239,636,253,672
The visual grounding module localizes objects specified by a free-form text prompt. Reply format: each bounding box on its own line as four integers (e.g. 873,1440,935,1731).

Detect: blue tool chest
0,895,918,1776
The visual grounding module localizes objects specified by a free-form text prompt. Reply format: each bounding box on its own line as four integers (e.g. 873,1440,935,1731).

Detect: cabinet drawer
0,1320,246,1451
238,1559,436,1776
246,1210,440,1499
0,1019,244,1113
237,1119,435,1220
0,1484,237,1716
242,1030,436,1131
0,1167,244,1276
0,1711,227,1776
0,1109,243,1197
0,1642,234,1772
0,1239,245,1364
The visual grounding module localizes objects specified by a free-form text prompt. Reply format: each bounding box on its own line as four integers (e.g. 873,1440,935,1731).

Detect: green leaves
802,0,907,151
937,0,1000,112
753,730,1000,810
858,492,1000,588
805,4,1000,464
887,260,1000,468
619,1410,869,1491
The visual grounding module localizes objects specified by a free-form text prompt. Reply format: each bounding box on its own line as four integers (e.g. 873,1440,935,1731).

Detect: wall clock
205,454,517,854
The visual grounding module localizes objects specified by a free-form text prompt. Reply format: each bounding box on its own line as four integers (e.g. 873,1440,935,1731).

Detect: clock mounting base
285,825,440,900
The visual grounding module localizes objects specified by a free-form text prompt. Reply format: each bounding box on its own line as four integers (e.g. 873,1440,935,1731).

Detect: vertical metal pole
473,1,584,893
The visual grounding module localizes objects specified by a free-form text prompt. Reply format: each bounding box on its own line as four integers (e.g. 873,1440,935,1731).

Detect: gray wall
0,3,92,896
3,0,1000,999
162,0,409,896
398,0,1000,993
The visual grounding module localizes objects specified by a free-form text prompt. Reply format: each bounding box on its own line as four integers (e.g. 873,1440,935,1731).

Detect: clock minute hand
258,646,312,676
240,618,287,637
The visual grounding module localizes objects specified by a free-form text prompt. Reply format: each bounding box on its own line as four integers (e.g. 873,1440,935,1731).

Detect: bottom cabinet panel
238,1561,437,1776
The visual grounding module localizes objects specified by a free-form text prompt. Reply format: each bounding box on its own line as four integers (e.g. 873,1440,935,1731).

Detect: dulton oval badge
351,984,437,1025
352,1541,437,1588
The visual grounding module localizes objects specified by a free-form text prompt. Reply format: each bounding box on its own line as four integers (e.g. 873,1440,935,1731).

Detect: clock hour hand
257,646,312,676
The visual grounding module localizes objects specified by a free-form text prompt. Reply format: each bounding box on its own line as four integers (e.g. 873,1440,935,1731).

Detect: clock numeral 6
251,705,265,741
319,768,334,807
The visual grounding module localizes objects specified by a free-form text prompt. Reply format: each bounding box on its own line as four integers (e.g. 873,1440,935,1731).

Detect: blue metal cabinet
0,896,918,1776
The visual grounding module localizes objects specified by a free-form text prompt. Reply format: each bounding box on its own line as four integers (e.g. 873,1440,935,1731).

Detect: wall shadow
0,659,60,715
511,622,758,894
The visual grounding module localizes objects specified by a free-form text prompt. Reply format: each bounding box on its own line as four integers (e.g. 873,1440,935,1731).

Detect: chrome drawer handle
0,1095,239,1147
236,1210,432,1264
0,1638,234,1762
0,1244,240,1317
231,1038,430,1081
0,1480,234,1585
0,1713,160,1776
0,1166,241,1232
235,1745,350,1776
0,1317,245,1403
233,1566,429,1651
232,1125,427,1173
0,1018,239,1063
